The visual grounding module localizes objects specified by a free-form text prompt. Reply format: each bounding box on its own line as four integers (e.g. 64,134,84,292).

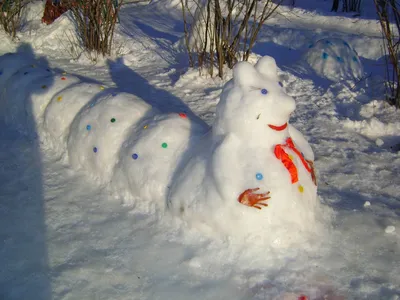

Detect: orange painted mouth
268,123,288,131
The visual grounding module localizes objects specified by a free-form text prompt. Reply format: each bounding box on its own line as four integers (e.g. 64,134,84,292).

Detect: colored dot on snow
143,125,148,129
298,185,304,193
93,147,98,153
100,86,105,90
132,153,138,160
110,118,116,123
261,88,268,95
57,96,62,102
86,125,91,131
336,56,343,62
162,142,168,148
179,112,187,118
322,52,328,60
256,173,263,180
61,77,66,80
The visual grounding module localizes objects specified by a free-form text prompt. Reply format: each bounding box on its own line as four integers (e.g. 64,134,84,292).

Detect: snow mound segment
0,52,323,245
304,38,364,82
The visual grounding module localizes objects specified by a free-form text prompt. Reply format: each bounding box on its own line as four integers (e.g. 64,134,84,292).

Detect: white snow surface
0,1,399,300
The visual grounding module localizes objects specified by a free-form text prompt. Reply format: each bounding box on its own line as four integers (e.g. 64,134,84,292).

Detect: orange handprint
238,188,270,210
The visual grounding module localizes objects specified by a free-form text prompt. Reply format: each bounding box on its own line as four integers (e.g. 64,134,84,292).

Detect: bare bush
0,0,30,38
374,0,400,108
67,0,123,56
181,0,282,78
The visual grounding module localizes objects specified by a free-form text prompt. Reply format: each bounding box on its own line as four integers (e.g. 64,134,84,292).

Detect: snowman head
214,56,296,146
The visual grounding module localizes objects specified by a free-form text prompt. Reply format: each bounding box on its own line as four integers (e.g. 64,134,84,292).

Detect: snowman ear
233,61,260,88
254,56,279,81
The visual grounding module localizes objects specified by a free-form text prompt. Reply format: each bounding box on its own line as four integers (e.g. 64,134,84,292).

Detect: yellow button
143,125,148,129
298,185,304,193
289,155,293,160
100,86,105,90
57,96,62,102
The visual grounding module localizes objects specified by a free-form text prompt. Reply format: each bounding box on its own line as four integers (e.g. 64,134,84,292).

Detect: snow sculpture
0,53,320,243
304,38,363,82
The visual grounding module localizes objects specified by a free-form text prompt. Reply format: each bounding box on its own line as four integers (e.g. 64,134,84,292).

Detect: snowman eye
278,81,283,87
261,88,268,95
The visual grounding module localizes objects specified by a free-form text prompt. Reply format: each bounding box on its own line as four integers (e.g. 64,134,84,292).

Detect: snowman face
240,79,295,133
214,57,296,142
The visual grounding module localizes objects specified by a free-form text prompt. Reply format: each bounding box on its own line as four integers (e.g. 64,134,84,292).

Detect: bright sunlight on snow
0,1,399,300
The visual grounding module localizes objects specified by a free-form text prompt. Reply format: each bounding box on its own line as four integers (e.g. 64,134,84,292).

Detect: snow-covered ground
0,1,399,299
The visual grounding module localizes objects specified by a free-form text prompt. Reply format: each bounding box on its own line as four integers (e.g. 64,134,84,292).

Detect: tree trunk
342,0,348,12
331,0,339,12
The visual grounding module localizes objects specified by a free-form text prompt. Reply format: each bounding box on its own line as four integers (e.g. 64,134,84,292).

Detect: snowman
167,56,318,233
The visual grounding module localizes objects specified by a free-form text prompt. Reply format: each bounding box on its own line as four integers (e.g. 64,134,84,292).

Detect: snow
0,1,399,300
385,226,396,234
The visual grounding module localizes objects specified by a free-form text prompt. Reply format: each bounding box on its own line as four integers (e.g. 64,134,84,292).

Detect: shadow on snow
0,44,52,300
